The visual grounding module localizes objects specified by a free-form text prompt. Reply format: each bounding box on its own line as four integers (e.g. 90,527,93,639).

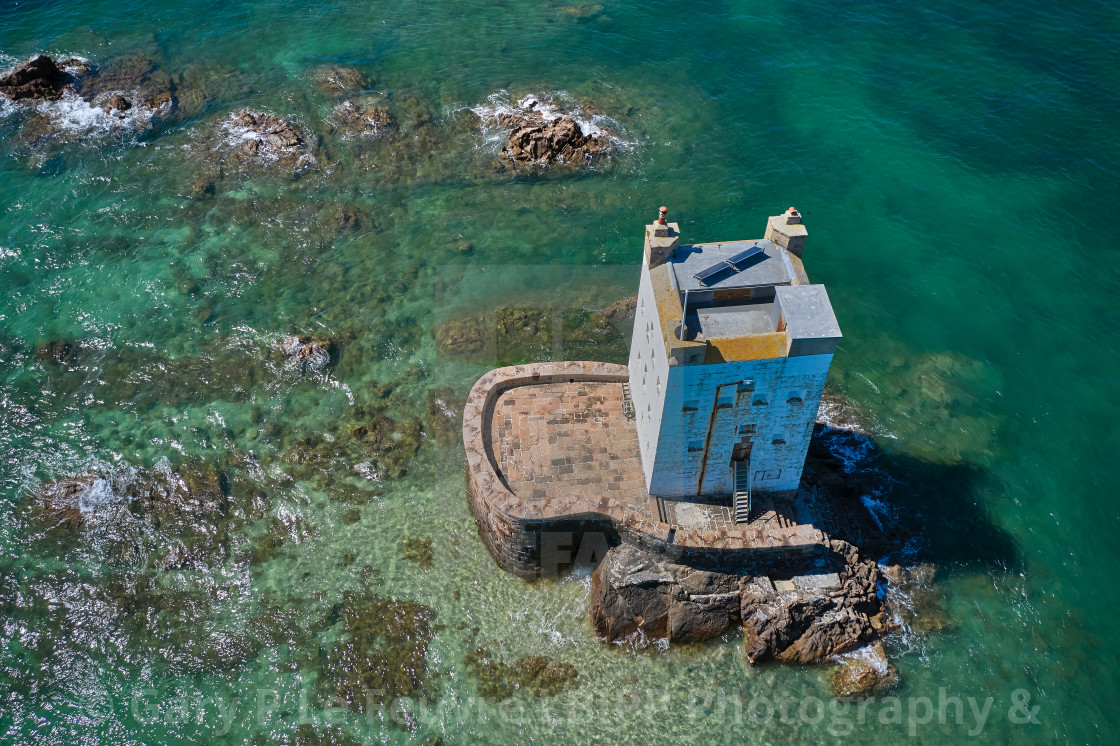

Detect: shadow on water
812,422,1022,577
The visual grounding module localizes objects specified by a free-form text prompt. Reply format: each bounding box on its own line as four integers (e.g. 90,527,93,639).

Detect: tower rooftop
671,239,797,292
646,231,841,365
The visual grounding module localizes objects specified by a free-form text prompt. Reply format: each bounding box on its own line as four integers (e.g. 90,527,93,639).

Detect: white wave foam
832,642,890,674
77,477,124,515
860,495,897,532
217,111,314,169
469,89,636,153
29,90,166,137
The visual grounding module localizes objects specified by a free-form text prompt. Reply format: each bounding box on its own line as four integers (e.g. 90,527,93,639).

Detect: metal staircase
733,459,751,523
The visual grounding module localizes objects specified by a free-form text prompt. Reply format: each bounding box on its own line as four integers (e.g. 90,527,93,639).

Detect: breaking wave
469,89,637,153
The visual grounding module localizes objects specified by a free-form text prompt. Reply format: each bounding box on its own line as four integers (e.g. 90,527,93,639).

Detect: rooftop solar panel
693,261,731,284
726,244,764,268
692,243,767,285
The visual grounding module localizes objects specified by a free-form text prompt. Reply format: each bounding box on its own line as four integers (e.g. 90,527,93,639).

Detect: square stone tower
627,207,841,504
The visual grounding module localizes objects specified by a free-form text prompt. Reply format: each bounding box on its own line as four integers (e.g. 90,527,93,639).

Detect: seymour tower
627,207,841,519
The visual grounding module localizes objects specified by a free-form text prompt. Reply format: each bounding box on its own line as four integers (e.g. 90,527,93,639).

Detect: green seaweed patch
463,644,579,699
560,308,628,363
316,594,441,711
495,306,553,366
401,537,433,569
433,314,491,360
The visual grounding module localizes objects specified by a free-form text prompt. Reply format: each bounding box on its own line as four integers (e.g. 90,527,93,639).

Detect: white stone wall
628,255,671,486
628,257,833,500
649,354,832,498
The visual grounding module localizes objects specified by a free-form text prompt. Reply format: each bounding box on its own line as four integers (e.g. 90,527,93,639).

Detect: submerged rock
426,387,465,447
434,315,491,359
33,339,84,368
599,295,637,325
882,563,956,635
311,65,370,95
0,55,70,101
830,642,899,697
77,55,175,111
464,643,579,699
402,537,433,569
278,334,335,372
317,594,440,711
29,459,232,569
333,100,395,133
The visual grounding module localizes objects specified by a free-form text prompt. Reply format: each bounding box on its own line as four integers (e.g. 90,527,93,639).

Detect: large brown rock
830,642,899,697
589,544,739,644
503,116,606,165
483,96,611,167
590,540,890,663
0,55,69,101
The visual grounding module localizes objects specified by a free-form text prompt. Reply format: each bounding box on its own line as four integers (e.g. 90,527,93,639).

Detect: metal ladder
733,459,752,523
621,382,635,420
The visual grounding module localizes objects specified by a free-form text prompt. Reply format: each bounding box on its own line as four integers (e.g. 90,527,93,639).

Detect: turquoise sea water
2,0,1118,743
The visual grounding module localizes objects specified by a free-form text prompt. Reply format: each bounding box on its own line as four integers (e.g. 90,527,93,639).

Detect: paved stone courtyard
491,381,649,504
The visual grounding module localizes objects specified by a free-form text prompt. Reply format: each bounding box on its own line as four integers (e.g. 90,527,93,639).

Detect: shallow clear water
1,0,1117,743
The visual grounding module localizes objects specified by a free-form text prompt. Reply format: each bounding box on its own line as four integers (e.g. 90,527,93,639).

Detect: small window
738,424,756,435
787,395,804,406
687,440,704,453
752,397,768,407
772,438,786,445
682,400,699,413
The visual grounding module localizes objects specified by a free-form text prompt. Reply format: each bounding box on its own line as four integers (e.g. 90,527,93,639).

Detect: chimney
645,206,679,268
764,206,808,258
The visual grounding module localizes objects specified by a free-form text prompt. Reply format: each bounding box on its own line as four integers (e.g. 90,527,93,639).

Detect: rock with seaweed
316,593,441,711
402,537,434,569
310,65,370,96
463,642,579,699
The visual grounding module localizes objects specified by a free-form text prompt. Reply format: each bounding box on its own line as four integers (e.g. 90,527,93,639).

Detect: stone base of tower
463,361,827,579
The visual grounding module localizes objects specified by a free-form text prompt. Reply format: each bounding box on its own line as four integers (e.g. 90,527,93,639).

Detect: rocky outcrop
502,115,606,165
333,100,395,133
741,541,888,664
590,539,889,664
229,110,306,156
0,55,71,101
278,335,335,372
481,96,610,167
589,543,741,644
